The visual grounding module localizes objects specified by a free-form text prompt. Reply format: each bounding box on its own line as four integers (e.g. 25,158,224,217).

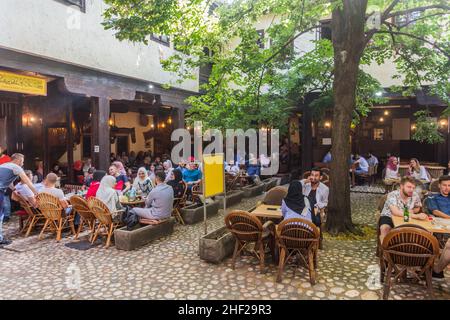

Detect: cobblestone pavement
0,192,449,300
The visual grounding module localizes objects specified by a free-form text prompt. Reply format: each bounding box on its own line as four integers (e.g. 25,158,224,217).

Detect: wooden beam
66,99,74,183
301,107,313,173
91,97,110,171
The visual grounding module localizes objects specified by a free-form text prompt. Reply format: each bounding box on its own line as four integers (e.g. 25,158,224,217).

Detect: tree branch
375,30,450,59
381,0,401,21
264,25,319,64
387,4,450,19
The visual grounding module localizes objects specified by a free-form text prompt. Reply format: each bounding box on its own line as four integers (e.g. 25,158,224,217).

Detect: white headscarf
96,175,119,213
133,167,153,194
164,160,174,182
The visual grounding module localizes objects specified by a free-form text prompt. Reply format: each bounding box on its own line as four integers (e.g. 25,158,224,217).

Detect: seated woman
86,170,106,199
408,158,430,183
384,156,400,181
167,169,185,198
281,180,312,222
163,160,174,183
132,167,154,197
96,175,124,222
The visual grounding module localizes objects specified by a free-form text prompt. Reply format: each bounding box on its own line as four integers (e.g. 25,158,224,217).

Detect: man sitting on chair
128,171,174,224
301,167,329,228
379,176,427,243
426,175,450,219
39,173,70,210
14,170,37,207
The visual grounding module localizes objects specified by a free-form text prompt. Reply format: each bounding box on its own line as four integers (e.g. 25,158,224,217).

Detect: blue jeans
3,195,11,219
0,191,5,241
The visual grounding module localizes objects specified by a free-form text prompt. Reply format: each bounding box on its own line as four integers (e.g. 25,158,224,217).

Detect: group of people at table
379,175,450,278
0,152,205,246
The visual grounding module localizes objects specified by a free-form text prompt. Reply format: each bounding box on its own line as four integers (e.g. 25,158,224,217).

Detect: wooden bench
114,217,175,251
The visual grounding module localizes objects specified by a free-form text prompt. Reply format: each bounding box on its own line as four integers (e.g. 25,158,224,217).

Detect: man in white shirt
366,152,379,167
301,167,329,226
14,170,37,207
39,173,70,210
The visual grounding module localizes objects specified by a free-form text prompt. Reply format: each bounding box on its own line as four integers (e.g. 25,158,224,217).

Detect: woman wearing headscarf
385,156,400,180
148,163,157,185
163,160,174,183
96,175,123,220
85,170,105,198
133,167,154,197
167,169,185,198
281,180,312,222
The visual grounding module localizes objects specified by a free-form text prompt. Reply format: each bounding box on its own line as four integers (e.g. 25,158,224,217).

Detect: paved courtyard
0,191,449,300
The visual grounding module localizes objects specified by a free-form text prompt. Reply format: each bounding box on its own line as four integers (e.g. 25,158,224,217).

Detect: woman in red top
86,170,106,199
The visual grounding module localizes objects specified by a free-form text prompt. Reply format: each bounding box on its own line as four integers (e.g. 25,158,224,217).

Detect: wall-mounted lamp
324,121,331,128
379,117,384,122
384,110,389,116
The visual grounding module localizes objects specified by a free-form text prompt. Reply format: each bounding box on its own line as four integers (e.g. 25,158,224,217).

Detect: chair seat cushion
139,218,169,225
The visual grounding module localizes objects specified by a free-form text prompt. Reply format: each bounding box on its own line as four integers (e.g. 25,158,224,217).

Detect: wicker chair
262,186,288,206
225,173,239,192
13,191,45,237
276,218,320,285
224,210,276,274
172,181,187,225
429,180,440,193
63,184,83,194
36,193,75,241
87,197,123,248
191,182,202,203
381,226,440,300
70,195,97,240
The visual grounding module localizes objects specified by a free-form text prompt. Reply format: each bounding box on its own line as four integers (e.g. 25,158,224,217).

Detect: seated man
379,176,427,243
14,170,37,207
322,151,332,164
301,167,329,227
127,172,174,227
366,151,379,167
353,154,369,175
246,157,261,184
426,175,450,219
39,173,73,218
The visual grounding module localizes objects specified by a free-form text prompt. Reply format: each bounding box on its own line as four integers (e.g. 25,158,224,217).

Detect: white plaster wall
111,112,154,154
0,0,198,92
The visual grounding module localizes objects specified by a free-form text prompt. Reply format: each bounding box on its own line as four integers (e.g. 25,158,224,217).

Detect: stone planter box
242,184,265,198
114,217,175,251
262,178,278,192
180,200,220,225
214,190,244,207
199,226,236,264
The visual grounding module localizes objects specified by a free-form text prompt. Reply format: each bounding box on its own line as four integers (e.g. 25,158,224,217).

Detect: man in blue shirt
322,151,332,163
427,175,450,219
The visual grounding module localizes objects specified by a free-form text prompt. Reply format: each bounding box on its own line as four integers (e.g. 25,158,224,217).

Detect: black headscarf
284,180,306,214
93,170,106,182
172,168,182,183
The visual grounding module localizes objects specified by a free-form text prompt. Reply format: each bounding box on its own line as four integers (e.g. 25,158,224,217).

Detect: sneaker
432,270,444,279
0,239,12,246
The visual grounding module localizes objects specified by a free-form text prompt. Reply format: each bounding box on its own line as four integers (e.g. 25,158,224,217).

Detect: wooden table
250,204,282,220
120,198,145,207
392,215,450,234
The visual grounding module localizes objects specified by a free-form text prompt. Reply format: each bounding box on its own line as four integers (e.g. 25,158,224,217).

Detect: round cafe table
120,197,145,208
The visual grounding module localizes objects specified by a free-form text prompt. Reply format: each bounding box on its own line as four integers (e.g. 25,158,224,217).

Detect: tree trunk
326,0,368,234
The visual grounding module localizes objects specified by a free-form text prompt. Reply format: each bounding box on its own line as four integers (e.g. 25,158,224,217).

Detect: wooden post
301,106,313,173
66,98,74,183
91,97,110,171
